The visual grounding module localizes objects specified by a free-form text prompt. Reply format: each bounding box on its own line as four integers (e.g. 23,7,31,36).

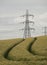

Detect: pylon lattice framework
20,10,35,38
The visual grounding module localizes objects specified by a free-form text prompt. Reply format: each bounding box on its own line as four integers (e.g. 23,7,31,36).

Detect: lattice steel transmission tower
20,10,35,38
42,26,47,36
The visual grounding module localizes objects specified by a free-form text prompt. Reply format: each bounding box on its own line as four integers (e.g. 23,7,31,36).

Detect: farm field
32,36,47,56
0,36,47,65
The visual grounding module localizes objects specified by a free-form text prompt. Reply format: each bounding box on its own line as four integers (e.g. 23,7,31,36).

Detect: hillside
32,36,47,56
0,36,47,65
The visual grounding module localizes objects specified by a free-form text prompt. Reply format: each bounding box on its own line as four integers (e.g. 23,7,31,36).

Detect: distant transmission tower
20,10,35,38
42,26,47,36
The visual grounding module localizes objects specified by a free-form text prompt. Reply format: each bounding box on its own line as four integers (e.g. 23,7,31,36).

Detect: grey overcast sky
0,0,47,39
0,0,47,16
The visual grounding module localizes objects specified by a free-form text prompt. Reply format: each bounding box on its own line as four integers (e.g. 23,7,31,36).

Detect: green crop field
0,36,47,65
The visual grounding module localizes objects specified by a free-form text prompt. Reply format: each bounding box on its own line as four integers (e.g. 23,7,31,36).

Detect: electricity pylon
20,9,35,38
42,26,47,36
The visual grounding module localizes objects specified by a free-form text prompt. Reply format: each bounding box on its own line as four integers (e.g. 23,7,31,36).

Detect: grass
0,38,24,64
32,36,47,56
0,36,47,65
8,38,35,61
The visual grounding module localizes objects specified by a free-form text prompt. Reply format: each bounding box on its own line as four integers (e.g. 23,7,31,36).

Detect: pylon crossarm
19,21,25,24
30,28,35,30
20,15,25,17
29,21,34,24
19,28,24,30
29,14,34,17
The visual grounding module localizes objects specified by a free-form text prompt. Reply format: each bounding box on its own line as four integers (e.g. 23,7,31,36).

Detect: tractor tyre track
4,39,25,60
27,37,37,55
4,38,37,61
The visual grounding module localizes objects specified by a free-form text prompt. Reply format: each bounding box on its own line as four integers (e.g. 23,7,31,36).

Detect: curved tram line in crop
4,39,25,60
27,38,37,55
3,37,47,61
3,38,37,61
